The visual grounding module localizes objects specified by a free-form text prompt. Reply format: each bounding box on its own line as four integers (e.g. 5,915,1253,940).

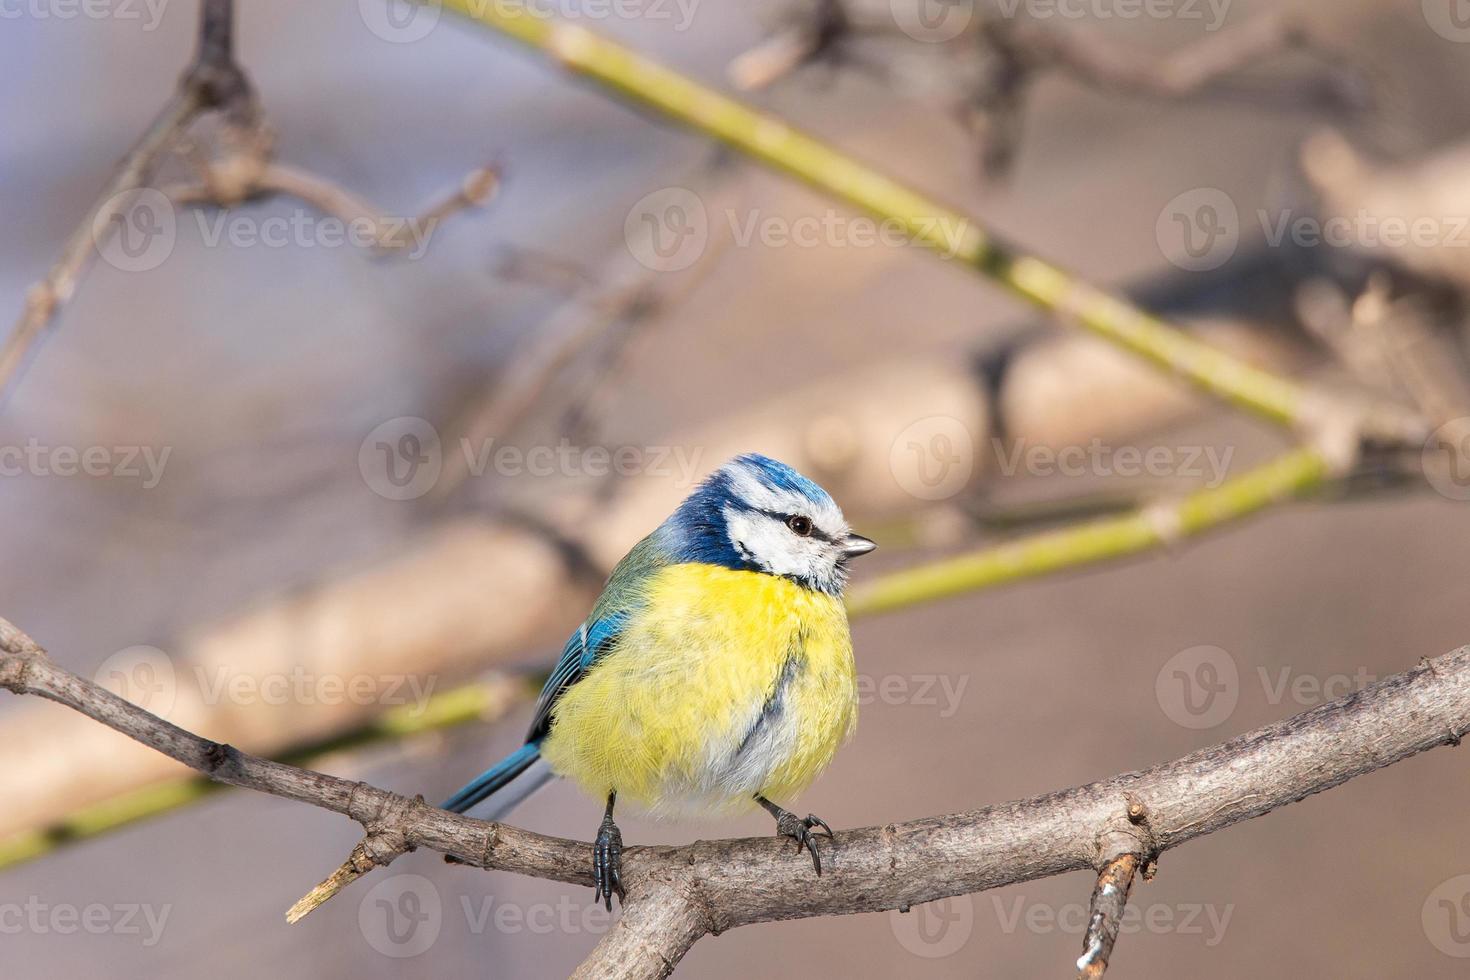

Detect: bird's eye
786,515,814,537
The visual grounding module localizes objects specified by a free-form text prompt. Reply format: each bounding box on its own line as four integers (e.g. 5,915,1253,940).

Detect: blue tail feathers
441,741,542,814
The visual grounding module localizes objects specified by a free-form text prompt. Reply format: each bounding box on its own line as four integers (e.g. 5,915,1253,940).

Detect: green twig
846,447,1329,616
444,1,1311,429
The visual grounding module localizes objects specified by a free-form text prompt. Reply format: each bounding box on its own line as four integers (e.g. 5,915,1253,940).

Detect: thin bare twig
0,0,252,405
1296,274,1470,481
729,6,1366,177
1076,847,1144,979
431,172,736,506
165,130,500,255
2,0,496,407
3,615,1467,978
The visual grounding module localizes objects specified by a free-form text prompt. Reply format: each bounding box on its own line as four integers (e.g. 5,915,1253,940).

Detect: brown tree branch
4,614,1468,977
1076,847,1143,979
0,618,590,885
569,882,706,980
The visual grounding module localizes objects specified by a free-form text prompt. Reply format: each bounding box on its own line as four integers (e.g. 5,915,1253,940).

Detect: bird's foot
593,811,625,911
764,800,833,875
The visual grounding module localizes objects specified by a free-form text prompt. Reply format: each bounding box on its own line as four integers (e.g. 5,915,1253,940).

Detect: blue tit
440,452,877,907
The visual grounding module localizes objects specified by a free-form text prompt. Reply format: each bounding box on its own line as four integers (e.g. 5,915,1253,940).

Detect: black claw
593,793,625,911
765,801,833,875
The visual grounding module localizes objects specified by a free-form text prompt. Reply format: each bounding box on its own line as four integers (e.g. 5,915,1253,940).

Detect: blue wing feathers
526,611,627,742
440,741,542,814
439,532,661,814
440,612,629,814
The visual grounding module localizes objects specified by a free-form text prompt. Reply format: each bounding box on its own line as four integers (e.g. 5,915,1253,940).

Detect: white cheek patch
722,507,829,582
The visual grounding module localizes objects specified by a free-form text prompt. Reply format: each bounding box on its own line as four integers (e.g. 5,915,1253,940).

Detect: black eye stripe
757,509,836,543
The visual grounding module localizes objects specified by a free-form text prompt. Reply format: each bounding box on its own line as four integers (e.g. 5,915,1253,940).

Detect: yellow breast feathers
539,563,858,814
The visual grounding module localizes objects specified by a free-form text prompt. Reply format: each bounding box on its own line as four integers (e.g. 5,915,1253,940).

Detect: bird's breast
540,563,857,814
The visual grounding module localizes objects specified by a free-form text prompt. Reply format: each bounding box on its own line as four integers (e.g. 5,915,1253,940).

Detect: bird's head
660,453,876,595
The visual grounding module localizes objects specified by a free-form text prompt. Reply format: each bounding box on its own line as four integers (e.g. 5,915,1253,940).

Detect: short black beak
840,533,877,559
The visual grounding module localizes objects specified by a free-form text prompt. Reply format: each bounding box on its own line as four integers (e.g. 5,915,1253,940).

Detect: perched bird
440,453,876,908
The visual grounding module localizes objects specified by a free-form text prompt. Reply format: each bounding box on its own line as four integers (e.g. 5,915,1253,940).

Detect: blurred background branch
730,4,1370,178
0,0,497,407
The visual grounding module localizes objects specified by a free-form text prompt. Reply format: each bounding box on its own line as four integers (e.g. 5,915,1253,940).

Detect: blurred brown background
2,0,1469,977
